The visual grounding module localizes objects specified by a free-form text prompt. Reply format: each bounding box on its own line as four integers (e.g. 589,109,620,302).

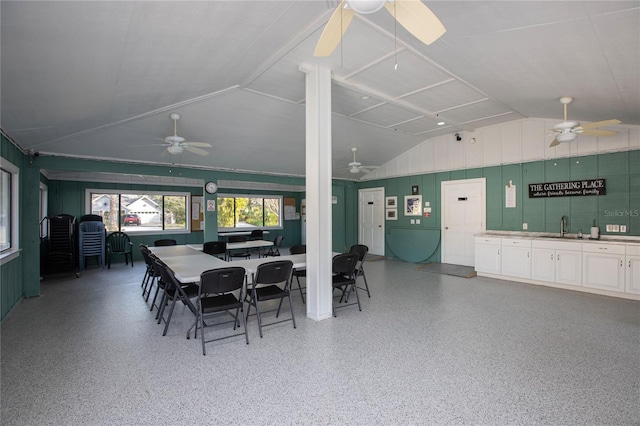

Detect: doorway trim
358,187,385,256
441,177,486,266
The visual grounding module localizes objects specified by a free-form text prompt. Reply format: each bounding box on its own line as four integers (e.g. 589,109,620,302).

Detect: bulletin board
191,196,204,231
284,197,299,220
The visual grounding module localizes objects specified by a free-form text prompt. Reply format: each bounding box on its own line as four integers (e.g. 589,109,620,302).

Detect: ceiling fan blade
384,0,446,46
549,138,561,148
578,119,621,130
184,146,209,156
579,129,618,137
360,168,372,174
185,142,212,148
314,1,355,57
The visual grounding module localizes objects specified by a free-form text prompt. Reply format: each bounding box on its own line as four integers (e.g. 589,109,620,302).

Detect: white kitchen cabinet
531,239,582,286
501,238,531,278
531,247,556,282
475,236,501,274
625,245,640,294
555,249,583,286
582,243,625,292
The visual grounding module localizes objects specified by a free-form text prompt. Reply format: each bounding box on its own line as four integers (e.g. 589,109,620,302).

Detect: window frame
0,157,20,264
85,188,191,235
217,193,283,232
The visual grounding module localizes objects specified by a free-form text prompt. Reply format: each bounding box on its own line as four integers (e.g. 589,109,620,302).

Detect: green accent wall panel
597,152,630,234
522,161,545,231
629,151,640,235
502,164,523,230
570,156,599,234
543,159,571,233
450,170,465,181
465,168,483,180
483,166,503,230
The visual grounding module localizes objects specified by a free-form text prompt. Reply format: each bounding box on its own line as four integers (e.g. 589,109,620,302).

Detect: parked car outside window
123,214,140,226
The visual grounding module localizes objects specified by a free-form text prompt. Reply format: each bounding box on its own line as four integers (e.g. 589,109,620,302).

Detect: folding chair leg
296,275,305,304
162,296,179,336
360,271,371,297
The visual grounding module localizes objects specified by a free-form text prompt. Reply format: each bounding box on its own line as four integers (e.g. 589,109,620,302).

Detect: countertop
476,231,640,245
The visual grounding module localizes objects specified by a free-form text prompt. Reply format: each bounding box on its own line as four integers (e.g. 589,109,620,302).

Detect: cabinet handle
621,260,623,267
557,254,559,261
527,251,530,258
551,253,554,260
630,260,632,268
599,247,607,250
497,249,500,255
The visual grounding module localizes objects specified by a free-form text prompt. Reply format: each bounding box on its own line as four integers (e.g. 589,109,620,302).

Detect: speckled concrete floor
2,257,639,425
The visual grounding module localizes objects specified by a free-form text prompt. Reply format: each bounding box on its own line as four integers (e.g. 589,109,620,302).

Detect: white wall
362,118,640,180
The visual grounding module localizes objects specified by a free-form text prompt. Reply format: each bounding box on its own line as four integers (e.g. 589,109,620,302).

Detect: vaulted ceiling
2,1,638,180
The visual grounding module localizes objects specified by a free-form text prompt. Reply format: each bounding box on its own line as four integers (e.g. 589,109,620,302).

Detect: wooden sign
528,179,606,198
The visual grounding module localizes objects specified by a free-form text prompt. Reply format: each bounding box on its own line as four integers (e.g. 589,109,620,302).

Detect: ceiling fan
314,0,446,57
346,147,378,174
158,113,212,156
548,97,621,147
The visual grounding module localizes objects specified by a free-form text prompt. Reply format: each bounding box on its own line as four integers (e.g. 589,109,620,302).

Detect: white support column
300,63,333,321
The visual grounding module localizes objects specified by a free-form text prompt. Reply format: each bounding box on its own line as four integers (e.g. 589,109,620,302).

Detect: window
0,157,19,262
86,190,190,234
217,194,282,231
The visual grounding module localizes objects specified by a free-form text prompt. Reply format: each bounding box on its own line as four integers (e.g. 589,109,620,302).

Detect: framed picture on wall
411,185,419,195
385,196,397,208
386,209,397,220
404,195,422,216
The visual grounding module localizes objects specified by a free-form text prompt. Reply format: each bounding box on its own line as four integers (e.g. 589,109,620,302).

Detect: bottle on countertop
578,229,583,239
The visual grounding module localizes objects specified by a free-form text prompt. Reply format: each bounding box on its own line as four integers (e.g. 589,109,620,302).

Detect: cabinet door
556,250,582,286
531,248,555,282
501,246,530,278
625,256,640,294
475,244,500,274
583,252,625,292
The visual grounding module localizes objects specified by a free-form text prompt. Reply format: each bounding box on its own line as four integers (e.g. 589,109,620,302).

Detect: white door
441,178,486,266
358,188,385,256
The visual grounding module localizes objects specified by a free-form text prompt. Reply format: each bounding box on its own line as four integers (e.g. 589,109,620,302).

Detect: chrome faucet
560,215,568,237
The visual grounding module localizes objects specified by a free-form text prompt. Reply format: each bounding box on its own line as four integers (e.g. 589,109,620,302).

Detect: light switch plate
523,223,528,230
606,224,613,232
612,224,620,232
416,219,420,224
621,225,627,233
410,219,415,224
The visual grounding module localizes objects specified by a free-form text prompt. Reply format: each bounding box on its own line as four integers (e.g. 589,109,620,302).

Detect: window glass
89,190,189,234
0,168,11,251
217,195,282,230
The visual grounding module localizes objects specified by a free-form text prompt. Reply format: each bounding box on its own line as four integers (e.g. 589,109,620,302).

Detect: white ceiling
2,1,639,180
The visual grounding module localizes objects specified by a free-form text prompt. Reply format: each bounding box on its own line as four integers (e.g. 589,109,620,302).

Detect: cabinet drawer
582,243,625,255
502,238,531,248
626,244,640,256
532,239,581,251
475,236,501,246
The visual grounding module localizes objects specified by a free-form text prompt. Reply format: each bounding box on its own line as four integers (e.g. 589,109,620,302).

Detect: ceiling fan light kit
156,112,212,156
314,0,446,57
548,96,620,147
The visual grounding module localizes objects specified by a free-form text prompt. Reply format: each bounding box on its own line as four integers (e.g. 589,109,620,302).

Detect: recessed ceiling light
437,121,445,126
360,95,370,100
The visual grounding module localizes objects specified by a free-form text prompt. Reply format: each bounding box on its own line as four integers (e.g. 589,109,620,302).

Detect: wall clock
205,181,218,194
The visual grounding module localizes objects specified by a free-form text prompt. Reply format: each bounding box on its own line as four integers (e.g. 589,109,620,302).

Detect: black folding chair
227,235,251,260
154,259,199,337
245,260,295,338
196,267,248,355
332,253,360,317
203,241,227,260
289,244,306,303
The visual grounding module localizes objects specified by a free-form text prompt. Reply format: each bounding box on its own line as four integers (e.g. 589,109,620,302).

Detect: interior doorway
441,178,486,266
358,187,385,256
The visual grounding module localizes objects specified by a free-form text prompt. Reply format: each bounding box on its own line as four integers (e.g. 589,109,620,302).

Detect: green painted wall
359,151,639,262
1,134,41,320
0,149,357,321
